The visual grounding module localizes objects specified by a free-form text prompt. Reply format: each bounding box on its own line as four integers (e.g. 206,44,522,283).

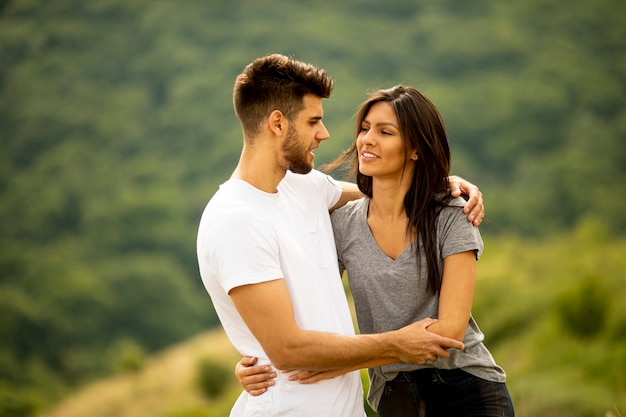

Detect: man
197,54,483,416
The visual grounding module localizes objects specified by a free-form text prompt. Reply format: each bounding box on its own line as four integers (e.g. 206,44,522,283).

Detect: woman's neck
367,180,414,260
369,177,411,223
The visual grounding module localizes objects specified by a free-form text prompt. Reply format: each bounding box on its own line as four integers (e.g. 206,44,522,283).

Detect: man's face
281,95,330,174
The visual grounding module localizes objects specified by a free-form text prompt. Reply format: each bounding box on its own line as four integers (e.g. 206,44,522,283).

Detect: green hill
36,233,626,417
36,328,242,417
1,0,625,415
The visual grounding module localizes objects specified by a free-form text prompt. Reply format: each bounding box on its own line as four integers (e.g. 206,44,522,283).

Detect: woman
237,86,514,416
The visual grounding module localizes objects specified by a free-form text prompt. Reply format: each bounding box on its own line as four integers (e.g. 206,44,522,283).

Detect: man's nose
317,122,330,141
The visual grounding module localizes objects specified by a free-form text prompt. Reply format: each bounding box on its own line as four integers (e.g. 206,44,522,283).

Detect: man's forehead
300,94,324,117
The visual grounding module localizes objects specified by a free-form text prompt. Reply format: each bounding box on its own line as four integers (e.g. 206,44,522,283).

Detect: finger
297,370,341,384
434,348,450,359
244,370,277,383
288,370,318,381
431,346,454,360
466,194,484,221
288,372,308,381
240,356,258,366
247,380,275,396
469,203,484,225
461,185,479,211
450,182,462,197
248,387,268,396
418,317,438,328
297,372,327,384
246,378,276,390
441,338,465,351
241,365,273,377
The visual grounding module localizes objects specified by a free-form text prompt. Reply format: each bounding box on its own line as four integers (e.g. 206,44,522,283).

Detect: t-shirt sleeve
330,205,351,271
308,169,343,210
438,199,484,260
201,208,283,294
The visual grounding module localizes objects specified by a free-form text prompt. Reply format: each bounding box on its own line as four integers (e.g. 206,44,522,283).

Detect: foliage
194,357,232,399
36,235,626,417
36,329,244,417
108,338,146,374
0,382,44,417
0,0,625,415
474,233,626,417
554,275,609,338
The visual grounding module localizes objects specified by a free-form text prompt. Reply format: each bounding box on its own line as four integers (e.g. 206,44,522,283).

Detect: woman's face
356,101,413,179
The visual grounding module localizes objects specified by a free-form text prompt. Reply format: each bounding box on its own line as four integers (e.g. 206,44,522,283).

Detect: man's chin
290,164,313,175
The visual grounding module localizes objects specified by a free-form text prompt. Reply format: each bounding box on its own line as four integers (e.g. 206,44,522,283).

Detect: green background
1,0,625,416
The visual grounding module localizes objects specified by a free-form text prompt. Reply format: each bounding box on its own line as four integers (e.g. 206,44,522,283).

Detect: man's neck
231,147,287,193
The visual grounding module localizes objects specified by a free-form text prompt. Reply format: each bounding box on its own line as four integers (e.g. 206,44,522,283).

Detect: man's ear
268,110,286,137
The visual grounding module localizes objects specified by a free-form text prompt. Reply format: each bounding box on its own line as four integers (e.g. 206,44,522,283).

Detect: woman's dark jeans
377,368,514,417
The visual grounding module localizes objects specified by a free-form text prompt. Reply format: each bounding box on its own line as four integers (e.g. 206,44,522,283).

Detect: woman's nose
361,130,375,145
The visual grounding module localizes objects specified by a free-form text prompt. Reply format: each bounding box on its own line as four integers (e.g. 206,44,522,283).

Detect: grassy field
38,230,626,417
36,329,243,417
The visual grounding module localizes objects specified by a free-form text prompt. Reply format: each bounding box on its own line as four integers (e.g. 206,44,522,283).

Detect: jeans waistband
396,368,467,384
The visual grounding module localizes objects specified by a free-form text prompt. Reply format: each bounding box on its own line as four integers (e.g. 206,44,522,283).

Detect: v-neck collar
359,198,415,263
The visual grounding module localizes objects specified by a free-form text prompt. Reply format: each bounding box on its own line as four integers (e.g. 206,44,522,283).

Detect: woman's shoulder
444,196,468,210
331,197,368,230
437,196,472,228
334,196,368,215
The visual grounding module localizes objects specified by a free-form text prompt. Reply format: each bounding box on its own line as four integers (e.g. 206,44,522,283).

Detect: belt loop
418,400,426,417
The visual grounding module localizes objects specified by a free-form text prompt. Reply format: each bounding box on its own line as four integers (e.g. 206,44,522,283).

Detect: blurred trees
0,0,625,415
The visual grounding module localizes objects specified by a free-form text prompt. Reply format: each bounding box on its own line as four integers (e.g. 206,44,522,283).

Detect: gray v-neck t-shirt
331,196,506,410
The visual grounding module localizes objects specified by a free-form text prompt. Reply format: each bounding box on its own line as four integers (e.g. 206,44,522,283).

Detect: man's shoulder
283,169,325,188
200,182,272,233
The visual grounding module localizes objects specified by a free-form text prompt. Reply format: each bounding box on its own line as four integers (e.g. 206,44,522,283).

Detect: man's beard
282,126,313,174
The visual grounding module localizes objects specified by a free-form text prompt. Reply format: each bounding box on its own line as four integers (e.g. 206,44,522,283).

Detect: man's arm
331,177,485,225
329,181,363,212
229,278,463,371
449,175,484,226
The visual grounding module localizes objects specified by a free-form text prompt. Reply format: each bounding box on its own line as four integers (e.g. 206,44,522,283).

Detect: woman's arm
287,357,398,384
235,356,400,393
426,250,477,341
235,356,277,396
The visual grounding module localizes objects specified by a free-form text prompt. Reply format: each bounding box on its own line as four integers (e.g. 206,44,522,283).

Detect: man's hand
392,318,464,364
449,175,484,226
235,356,276,396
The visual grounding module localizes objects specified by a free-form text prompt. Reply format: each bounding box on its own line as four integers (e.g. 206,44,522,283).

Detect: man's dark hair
233,54,334,137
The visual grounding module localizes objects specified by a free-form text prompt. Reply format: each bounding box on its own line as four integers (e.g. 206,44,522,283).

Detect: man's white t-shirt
197,169,365,417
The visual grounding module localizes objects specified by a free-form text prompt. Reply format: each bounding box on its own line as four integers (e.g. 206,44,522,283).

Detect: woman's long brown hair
325,85,453,293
